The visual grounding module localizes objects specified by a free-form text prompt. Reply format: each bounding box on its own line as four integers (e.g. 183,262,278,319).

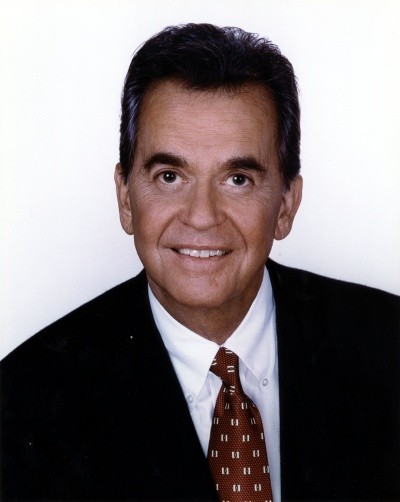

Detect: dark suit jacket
1,260,399,501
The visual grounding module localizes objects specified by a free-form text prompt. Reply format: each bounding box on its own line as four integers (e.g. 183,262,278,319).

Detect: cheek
129,186,177,247
129,181,158,227
229,192,282,238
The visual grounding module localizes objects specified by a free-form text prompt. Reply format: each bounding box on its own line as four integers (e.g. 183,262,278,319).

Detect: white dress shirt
148,267,281,501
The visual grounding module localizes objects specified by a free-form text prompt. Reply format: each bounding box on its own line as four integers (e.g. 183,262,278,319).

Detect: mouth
175,248,227,258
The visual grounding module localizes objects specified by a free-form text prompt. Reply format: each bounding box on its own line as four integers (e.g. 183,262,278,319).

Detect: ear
114,163,134,235
274,175,303,240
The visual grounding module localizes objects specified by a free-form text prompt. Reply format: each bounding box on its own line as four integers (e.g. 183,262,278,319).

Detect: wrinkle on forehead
135,79,279,170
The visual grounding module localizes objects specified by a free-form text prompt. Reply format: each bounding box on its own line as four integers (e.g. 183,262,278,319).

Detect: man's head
119,23,300,189
115,24,302,338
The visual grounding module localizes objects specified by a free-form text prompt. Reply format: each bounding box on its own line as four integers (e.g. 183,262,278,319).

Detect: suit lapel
113,271,217,499
268,260,335,499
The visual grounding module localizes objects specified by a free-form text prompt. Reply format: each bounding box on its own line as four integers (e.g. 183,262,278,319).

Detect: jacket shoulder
268,259,399,310
268,259,400,350
1,270,149,370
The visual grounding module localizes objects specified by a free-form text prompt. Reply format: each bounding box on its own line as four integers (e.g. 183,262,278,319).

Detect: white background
1,0,399,360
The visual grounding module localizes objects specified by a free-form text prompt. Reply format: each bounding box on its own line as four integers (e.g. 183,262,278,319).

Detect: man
1,23,399,501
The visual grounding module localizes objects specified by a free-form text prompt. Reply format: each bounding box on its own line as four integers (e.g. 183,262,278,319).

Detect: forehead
136,80,278,160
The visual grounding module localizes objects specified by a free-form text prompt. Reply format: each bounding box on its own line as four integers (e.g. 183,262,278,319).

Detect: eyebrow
226,156,267,172
143,152,267,172
143,152,188,171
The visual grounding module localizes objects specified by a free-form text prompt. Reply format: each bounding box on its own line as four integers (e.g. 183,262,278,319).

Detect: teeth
178,249,226,258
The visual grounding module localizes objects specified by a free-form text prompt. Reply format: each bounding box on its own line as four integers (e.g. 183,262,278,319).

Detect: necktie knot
210,347,240,392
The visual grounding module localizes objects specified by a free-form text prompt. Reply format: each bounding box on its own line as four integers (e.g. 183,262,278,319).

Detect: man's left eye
159,171,178,183
226,173,250,186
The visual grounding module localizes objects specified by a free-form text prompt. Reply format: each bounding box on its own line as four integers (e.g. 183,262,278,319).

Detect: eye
226,173,251,187
158,171,179,184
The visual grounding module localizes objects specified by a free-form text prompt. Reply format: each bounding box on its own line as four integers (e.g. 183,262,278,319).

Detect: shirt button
187,395,194,404
262,378,269,387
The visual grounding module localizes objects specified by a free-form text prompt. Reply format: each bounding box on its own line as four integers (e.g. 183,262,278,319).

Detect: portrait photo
1,1,399,500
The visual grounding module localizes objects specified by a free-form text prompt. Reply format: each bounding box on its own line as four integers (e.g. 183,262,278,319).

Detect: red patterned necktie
207,347,273,502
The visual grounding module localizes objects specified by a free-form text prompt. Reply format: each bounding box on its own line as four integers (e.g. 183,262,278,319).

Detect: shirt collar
148,266,276,398
223,267,276,383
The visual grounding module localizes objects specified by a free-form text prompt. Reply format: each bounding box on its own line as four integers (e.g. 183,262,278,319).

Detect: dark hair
119,23,300,187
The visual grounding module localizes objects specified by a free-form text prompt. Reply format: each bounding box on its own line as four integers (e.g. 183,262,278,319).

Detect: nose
179,181,225,230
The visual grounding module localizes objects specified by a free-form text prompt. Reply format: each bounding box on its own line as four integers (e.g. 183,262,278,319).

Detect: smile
177,249,227,258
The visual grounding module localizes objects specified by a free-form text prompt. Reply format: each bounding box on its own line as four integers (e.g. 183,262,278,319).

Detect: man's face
116,80,302,317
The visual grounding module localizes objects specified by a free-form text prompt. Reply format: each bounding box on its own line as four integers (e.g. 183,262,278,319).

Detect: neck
163,305,248,345
148,278,262,345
